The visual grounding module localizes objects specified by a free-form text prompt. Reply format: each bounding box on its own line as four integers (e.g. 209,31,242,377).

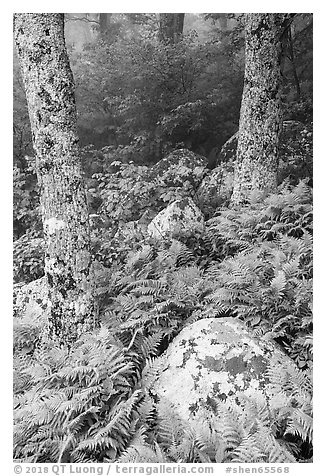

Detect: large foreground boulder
150,317,301,425
148,198,204,239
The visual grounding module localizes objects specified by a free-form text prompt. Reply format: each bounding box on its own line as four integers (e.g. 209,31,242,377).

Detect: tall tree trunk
217,13,228,31
99,13,112,40
231,14,285,205
14,13,98,346
288,27,301,99
281,25,301,100
158,13,185,44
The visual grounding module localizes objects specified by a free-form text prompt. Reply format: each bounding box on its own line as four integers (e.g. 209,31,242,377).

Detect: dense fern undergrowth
14,180,313,463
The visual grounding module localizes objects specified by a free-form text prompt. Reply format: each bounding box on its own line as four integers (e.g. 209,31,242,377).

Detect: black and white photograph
12,5,316,469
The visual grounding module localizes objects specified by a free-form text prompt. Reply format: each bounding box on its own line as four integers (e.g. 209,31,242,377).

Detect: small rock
14,277,48,320
148,198,204,239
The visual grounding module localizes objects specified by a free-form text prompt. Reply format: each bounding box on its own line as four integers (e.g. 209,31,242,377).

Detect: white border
3,2,324,473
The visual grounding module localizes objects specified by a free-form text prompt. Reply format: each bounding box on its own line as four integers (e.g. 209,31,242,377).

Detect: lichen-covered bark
231,14,285,205
14,14,98,345
158,13,185,44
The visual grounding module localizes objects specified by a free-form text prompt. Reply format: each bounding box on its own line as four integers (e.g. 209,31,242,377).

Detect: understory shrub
92,150,208,223
13,232,44,284
13,158,41,241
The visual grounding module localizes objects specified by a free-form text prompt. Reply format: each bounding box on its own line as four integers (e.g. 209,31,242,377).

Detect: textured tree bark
14,13,98,345
158,13,185,44
231,14,285,205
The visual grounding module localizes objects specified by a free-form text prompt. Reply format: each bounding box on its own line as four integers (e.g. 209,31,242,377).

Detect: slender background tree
14,13,98,346
158,13,185,43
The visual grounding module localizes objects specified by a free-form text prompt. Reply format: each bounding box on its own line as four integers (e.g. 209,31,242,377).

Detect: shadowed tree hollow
231,13,287,205
14,13,98,345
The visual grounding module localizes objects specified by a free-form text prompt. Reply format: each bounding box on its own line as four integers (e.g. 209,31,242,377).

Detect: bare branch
65,15,99,25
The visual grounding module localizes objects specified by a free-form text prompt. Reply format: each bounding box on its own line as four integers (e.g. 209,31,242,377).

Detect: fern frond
141,356,167,391
231,433,265,463
270,270,287,297
285,408,313,443
256,430,297,463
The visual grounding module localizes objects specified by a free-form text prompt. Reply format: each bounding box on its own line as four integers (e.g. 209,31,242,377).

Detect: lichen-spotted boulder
14,277,48,320
150,317,299,424
148,198,204,239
